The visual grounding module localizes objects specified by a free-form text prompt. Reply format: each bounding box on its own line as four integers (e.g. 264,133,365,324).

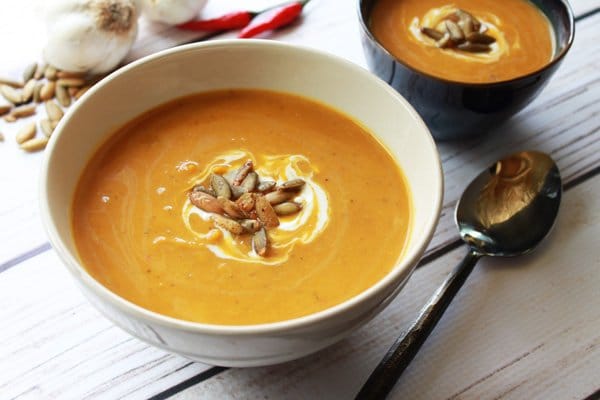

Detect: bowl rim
356,0,576,87
40,39,443,336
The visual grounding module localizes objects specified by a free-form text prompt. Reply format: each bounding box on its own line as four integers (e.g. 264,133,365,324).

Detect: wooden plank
0,250,212,399
172,174,600,400
0,4,599,266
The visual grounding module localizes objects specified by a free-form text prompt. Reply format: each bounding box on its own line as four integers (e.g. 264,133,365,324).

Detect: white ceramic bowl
41,40,443,367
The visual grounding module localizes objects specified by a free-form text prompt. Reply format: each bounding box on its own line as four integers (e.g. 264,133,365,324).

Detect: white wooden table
1,1,599,399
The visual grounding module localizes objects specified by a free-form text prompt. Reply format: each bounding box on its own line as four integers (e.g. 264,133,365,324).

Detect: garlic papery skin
140,0,208,25
43,0,141,74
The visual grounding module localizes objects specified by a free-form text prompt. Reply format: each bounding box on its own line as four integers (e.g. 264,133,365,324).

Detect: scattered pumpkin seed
11,104,36,118
0,104,11,116
57,70,87,79
45,100,63,122
211,174,232,199
233,159,254,186
22,62,37,83
40,118,54,137
230,184,247,199
56,84,71,107
21,80,36,103
445,20,465,44
211,214,244,235
4,114,17,123
252,227,269,256
456,9,480,31
437,32,452,48
33,63,46,80
44,65,58,81
15,121,36,144
255,195,280,228
189,190,224,214
0,77,24,89
57,78,86,88
33,83,43,103
1,85,23,104
20,137,48,152
40,81,56,101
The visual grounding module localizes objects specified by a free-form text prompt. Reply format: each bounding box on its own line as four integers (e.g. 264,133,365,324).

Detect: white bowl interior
42,40,442,330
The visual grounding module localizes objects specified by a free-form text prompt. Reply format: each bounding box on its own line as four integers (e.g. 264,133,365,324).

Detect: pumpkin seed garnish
40,81,56,102
217,196,247,219
236,192,256,213
211,214,244,235
21,79,36,103
257,180,276,193
240,171,259,192
1,85,23,105
280,178,306,191
233,159,254,186
211,173,232,199
15,121,36,144
192,184,216,197
421,27,444,41
273,202,302,216
252,227,269,256
423,8,495,53
444,20,465,44
265,189,295,205
255,194,280,228
40,118,54,137
457,42,492,53
466,32,496,45
240,219,262,233
189,190,224,214
0,77,24,89
11,104,36,118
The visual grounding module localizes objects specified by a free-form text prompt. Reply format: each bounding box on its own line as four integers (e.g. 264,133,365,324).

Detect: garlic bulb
43,0,141,74
140,0,208,25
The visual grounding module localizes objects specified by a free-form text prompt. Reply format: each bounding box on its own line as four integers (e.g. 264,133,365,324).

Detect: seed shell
210,174,232,199
0,77,24,89
192,184,216,197
1,85,23,104
255,195,280,228
15,121,36,144
252,228,269,256
57,70,87,79
21,79,36,103
456,9,481,31
33,83,43,103
257,180,276,193
57,78,86,88
436,32,452,48
0,104,11,116
240,171,258,192
40,81,56,101
11,104,36,118
211,214,244,235
33,63,46,80
45,100,64,122
56,84,71,107
44,65,58,81
40,118,54,137
236,192,256,212
22,62,37,83
20,137,48,152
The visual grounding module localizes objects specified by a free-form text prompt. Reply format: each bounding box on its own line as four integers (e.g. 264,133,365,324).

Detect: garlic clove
140,0,208,25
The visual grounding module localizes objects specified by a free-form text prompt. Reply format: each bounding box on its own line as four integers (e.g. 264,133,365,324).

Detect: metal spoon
356,151,562,399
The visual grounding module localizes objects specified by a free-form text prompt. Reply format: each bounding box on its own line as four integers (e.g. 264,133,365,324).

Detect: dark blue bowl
358,0,575,140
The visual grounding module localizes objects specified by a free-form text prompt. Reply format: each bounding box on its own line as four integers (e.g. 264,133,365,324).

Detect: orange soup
370,0,555,83
72,89,412,325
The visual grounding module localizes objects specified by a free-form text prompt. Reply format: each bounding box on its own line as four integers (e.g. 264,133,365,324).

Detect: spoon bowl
357,151,562,399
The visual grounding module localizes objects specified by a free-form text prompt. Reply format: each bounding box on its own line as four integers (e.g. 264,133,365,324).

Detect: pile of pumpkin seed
421,9,496,53
0,62,99,152
189,160,305,257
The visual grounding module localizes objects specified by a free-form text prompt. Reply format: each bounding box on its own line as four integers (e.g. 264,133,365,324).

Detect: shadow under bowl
358,0,575,141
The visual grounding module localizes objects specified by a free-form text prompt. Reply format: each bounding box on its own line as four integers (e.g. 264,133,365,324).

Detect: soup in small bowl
359,0,574,140
41,40,443,366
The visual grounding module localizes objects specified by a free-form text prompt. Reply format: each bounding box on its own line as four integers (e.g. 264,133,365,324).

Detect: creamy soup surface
370,0,555,83
72,89,412,325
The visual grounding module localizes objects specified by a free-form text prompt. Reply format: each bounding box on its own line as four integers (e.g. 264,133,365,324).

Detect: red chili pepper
238,0,309,39
177,11,255,32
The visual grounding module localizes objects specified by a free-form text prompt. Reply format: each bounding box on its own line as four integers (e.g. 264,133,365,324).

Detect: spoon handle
355,249,482,400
